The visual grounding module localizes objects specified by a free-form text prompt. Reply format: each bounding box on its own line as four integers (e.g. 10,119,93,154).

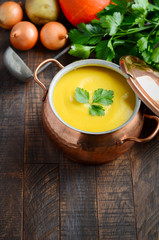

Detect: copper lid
120,55,159,116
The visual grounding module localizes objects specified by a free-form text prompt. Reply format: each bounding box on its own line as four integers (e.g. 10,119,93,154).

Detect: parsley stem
115,25,153,38
90,33,106,37
147,25,159,37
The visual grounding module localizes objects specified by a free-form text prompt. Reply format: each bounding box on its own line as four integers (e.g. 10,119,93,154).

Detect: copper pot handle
118,114,159,144
34,58,64,101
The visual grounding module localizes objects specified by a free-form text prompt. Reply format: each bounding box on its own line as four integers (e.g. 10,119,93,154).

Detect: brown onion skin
40,22,68,50
10,21,38,51
0,1,23,29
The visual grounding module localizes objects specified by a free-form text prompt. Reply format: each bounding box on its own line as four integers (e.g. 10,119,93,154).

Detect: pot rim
48,59,141,135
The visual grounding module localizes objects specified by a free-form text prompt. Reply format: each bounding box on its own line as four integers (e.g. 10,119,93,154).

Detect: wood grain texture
24,46,73,164
0,15,25,239
24,48,61,164
24,164,59,240
0,172,23,240
0,75,25,172
0,1,159,239
130,134,159,240
0,40,25,172
60,157,99,240
96,154,137,240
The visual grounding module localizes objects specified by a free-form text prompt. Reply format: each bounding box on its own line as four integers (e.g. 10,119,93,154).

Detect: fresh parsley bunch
68,0,159,70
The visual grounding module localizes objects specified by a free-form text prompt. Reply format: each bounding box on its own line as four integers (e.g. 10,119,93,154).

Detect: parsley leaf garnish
93,88,114,106
75,87,89,103
89,105,105,116
75,87,114,116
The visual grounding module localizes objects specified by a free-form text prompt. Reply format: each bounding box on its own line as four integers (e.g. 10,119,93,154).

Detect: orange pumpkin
59,0,111,26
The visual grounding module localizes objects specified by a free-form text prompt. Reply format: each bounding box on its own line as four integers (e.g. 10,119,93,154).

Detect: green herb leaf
107,39,115,61
132,0,148,12
100,12,123,35
149,31,159,49
97,0,127,17
154,0,159,7
111,0,127,12
89,105,105,116
132,0,149,26
148,3,159,11
75,87,89,103
153,63,159,70
113,39,126,47
121,15,136,26
95,39,115,61
79,23,105,45
151,47,159,63
74,88,114,117
141,50,152,64
92,88,114,106
95,40,108,60
69,44,95,58
68,28,91,45
68,0,159,70
137,36,148,52
69,22,104,45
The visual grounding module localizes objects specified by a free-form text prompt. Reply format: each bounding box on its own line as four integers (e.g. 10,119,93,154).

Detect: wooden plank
24,46,75,164
60,157,98,240
0,172,22,240
130,132,159,240
0,35,26,172
96,154,137,240
0,20,25,239
0,74,25,172
24,164,59,240
24,48,66,164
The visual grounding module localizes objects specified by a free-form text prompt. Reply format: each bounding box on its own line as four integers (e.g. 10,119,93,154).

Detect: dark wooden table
0,1,159,239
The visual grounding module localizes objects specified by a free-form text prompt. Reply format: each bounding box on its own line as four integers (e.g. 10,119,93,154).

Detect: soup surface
53,66,136,132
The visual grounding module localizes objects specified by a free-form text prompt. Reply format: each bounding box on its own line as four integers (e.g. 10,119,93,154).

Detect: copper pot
34,59,159,164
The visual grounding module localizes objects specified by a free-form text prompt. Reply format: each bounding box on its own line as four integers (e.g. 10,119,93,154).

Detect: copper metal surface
34,58,159,164
34,58,64,100
42,94,143,164
120,55,159,116
118,114,159,144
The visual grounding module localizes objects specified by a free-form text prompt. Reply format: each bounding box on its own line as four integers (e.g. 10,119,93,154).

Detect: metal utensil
120,55,159,116
3,46,70,82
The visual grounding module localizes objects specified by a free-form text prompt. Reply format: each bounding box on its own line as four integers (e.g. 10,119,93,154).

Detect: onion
0,1,23,29
10,21,38,51
40,21,68,50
